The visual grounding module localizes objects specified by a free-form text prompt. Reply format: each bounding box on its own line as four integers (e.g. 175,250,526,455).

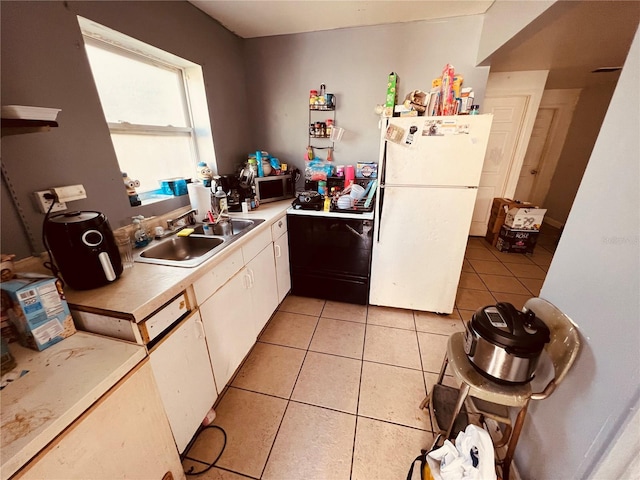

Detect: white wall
516,26,640,479
243,15,490,178
477,0,555,65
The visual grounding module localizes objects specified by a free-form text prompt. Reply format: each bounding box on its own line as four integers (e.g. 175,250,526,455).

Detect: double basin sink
134,218,265,268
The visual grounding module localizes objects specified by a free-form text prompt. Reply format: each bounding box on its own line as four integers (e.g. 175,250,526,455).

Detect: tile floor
182,227,560,480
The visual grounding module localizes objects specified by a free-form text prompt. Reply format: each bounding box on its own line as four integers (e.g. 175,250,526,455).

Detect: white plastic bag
426,425,496,480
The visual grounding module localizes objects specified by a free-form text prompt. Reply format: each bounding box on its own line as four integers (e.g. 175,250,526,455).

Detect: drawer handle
278,220,283,228
179,300,186,310
274,244,281,258
195,318,206,339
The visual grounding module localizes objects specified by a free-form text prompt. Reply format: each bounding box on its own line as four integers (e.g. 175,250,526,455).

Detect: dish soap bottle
132,215,150,248
213,186,228,218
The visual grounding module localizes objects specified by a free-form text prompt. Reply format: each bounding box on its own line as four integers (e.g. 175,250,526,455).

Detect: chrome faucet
166,209,197,231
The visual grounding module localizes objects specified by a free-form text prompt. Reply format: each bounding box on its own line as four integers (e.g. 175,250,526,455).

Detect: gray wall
243,15,490,175
1,1,248,256
517,26,640,479
543,82,616,225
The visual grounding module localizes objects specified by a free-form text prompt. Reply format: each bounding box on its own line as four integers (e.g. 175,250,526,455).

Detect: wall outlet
34,190,66,213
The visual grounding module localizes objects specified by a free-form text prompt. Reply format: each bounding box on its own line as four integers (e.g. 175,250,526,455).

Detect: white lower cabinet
248,243,279,335
273,231,290,303
200,269,255,391
196,225,280,394
15,361,185,480
149,311,217,454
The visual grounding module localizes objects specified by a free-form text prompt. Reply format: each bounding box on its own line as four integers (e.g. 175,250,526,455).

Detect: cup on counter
344,165,355,187
349,183,365,201
115,234,134,270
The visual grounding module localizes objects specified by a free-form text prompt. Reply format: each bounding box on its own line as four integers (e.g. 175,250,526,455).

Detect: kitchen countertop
0,332,146,479
287,206,375,220
15,200,293,322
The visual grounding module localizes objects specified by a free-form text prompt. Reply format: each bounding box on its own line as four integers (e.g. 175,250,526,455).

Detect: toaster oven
254,174,295,203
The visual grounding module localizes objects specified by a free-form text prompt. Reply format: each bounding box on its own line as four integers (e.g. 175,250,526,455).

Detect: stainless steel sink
134,217,265,268
191,218,258,236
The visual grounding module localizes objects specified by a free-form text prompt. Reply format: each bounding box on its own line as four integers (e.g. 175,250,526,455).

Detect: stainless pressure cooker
464,302,550,384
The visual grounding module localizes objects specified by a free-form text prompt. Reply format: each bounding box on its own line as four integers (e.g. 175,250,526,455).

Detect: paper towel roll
187,183,212,221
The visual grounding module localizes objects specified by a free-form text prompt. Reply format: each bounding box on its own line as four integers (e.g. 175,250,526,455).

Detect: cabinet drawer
242,228,272,264
271,215,288,241
140,292,190,344
193,248,244,304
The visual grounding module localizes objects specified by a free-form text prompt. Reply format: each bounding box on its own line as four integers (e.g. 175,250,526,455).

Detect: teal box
1,277,76,351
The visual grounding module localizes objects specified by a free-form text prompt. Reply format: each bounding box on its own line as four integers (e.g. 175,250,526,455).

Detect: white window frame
77,16,216,201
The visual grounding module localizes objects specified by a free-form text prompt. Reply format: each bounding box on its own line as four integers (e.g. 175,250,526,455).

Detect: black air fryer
44,211,123,290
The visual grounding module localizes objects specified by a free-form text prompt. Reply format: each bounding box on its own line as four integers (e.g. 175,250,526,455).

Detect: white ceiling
188,0,640,89
188,1,494,38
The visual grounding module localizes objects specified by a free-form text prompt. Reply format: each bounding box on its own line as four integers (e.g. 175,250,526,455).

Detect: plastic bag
426,425,496,480
305,158,333,181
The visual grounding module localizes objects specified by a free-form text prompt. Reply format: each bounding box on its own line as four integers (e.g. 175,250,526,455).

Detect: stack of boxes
485,198,547,254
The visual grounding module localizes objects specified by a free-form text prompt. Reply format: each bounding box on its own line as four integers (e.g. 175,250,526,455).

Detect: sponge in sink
177,228,194,237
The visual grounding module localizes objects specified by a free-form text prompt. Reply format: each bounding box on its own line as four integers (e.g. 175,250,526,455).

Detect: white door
273,232,291,303
247,244,278,335
384,115,493,187
469,95,529,236
200,270,254,391
514,108,556,202
370,186,477,314
149,312,217,453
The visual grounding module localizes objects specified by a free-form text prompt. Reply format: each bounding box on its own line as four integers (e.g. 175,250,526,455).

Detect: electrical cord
41,193,65,287
183,425,227,476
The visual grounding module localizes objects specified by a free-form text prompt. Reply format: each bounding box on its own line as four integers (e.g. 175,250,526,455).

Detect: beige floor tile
363,324,421,369
322,300,367,323
519,277,544,296
455,288,495,311
466,237,489,249
414,310,464,335
279,295,325,316
492,292,532,310
491,250,535,264
417,332,449,373
182,460,254,480
459,271,488,290
465,247,498,261
291,351,361,414
468,259,512,275
185,388,286,479
359,361,430,429
458,309,475,322
309,317,365,359
367,305,415,330
479,274,529,295
259,310,318,349
352,417,434,480
262,402,355,480
231,342,305,398
529,250,554,267
505,262,547,279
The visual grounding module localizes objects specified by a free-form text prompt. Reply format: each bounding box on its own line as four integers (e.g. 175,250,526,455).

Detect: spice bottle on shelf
309,90,318,108
326,119,333,137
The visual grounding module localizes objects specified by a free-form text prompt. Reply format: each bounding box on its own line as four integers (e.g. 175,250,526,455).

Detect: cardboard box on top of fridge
505,207,547,231
1,276,76,351
495,225,539,254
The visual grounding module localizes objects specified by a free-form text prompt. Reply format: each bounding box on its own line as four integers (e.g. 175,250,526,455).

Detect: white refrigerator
369,115,493,314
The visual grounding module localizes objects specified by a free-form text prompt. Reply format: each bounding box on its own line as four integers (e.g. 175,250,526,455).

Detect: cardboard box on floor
495,225,539,254
485,198,535,246
505,207,547,231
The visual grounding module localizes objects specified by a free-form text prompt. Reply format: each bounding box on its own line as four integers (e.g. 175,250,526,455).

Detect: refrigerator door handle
377,141,388,243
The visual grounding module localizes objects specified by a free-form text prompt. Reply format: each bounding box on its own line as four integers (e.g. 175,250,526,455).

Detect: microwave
254,174,295,203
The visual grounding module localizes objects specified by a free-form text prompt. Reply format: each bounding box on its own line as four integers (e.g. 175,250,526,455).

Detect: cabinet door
247,243,278,335
149,312,217,453
200,270,254,391
16,362,184,480
274,231,291,303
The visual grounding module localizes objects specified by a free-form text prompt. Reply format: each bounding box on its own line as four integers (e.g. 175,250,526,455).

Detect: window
78,16,215,200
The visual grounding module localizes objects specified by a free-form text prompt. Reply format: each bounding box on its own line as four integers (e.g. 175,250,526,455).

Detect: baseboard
543,217,565,229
